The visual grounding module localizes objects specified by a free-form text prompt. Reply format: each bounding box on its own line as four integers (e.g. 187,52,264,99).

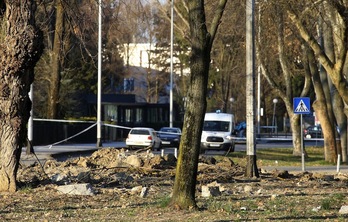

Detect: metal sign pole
301,114,305,171
294,97,310,172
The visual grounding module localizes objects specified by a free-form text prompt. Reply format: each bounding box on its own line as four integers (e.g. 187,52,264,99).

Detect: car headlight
225,135,233,140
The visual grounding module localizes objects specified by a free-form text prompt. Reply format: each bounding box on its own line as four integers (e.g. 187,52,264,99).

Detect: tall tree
47,0,64,119
258,1,312,157
287,1,348,162
0,1,43,192
306,45,337,163
170,0,228,209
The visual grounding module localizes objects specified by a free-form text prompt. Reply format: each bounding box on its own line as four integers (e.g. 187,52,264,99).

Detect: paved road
20,142,124,165
20,139,348,174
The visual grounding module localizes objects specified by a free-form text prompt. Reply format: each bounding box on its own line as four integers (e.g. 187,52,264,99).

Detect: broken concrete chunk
57,183,95,196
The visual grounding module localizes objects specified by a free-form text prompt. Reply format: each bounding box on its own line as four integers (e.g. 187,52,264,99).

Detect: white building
118,43,189,103
119,43,189,76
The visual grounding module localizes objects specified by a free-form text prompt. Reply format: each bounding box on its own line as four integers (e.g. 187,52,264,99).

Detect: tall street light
169,0,174,127
229,97,235,114
257,0,262,137
97,0,102,147
245,0,258,177
272,98,278,134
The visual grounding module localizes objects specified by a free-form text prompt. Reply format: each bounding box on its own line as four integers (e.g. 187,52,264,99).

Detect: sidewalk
262,165,348,174
20,142,125,166
20,152,53,166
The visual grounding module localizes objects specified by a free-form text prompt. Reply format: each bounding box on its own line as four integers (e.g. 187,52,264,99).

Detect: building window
125,108,133,123
104,104,117,122
135,108,143,123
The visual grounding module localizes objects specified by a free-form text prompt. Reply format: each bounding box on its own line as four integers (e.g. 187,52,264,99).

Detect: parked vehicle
157,127,182,149
125,127,161,150
304,125,322,138
200,112,235,153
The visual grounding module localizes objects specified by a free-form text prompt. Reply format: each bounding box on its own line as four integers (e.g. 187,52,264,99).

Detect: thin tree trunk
290,113,303,156
47,0,64,119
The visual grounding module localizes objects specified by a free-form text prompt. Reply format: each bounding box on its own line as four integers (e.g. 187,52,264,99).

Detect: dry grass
229,146,330,167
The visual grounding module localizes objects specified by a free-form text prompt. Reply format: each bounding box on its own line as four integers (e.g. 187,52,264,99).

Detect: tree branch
209,0,228,48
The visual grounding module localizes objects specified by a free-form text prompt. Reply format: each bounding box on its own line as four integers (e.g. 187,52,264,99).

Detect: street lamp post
97,0,102,147
169,0,174,127
272,98,278,134
229,97,235,114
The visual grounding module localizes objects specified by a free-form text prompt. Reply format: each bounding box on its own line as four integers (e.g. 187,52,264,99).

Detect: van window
203,121,230,132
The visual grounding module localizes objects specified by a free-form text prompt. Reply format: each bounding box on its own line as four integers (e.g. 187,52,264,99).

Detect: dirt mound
17,148,243,188
11,148,348,221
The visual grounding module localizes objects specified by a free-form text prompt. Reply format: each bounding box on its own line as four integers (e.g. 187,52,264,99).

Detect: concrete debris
201,185,221,197
57,183,95,196
339,205,348,215
140,187,149,198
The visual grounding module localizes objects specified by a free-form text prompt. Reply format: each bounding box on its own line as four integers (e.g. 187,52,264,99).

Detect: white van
200,112,235,153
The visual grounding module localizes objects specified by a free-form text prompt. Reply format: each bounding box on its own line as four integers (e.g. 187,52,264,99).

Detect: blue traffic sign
293,97,311,114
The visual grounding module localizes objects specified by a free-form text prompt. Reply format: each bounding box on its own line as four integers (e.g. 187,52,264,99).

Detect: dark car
304,125,322,138
157,127,182,149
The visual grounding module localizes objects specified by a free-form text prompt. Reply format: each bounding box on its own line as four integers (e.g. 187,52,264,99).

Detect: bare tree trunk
0,0,43,192
170,0,227,210
289,113,302,156
339,114,348,162
321,3,347,162
170,5,210,210
306,44,337,163
47,0,63,119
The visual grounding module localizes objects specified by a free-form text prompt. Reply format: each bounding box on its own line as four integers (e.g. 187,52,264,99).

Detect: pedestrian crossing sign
293,97,310,114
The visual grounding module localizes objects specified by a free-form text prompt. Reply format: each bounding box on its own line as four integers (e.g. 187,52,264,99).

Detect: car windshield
130,129,150,135
203,121,230,132
160,128,179,133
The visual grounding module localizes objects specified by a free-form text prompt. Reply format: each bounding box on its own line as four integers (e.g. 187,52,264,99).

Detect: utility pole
169,0,174,128
97,0,102,147
257,1,261,137
27,83,34,154
245,0,259,177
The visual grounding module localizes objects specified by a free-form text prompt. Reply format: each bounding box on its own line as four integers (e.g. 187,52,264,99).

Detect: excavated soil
1,148,348,221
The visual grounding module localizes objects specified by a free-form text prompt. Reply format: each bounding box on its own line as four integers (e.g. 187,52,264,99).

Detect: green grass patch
157,196,171,208
228,146,335,167
19,184,33,193
321,193,345,210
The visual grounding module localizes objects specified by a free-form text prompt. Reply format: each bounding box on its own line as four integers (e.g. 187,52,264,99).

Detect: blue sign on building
293,97,311,114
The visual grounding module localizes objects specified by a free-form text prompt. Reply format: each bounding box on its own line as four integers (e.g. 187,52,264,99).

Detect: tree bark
321,2,347,162
306,44,337,163
313,101,337,162
170,1,210,210
47,0,64,119
170,0,227,210
0,1,43,192
289,113,302,156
